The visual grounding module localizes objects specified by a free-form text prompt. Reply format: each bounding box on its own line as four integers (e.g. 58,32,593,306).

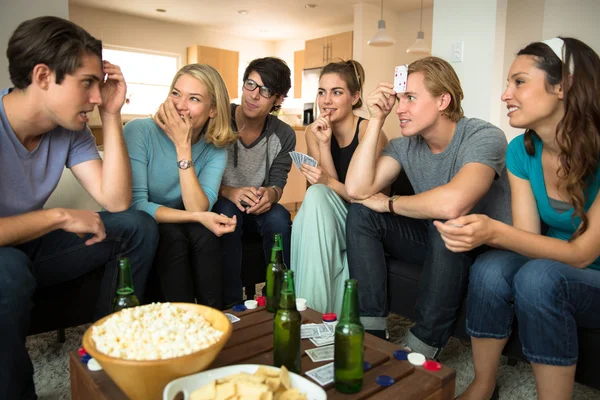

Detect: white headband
541,37,574,74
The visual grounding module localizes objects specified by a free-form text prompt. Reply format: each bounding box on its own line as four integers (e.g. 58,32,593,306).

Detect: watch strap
388,195,399,215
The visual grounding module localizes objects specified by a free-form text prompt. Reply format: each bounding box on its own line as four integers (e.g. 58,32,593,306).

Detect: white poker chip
244,300,258,309
407,352,426,366
87,357,103,371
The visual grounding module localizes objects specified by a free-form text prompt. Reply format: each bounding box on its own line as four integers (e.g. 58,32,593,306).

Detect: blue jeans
467,250,600,366
0,210,158,399
212,198,291,305
346,204,482,357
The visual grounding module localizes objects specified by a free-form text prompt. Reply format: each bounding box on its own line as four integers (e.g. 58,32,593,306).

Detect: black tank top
330,117,365,184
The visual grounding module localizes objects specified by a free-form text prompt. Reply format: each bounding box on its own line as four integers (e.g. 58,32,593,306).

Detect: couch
386,170,600,390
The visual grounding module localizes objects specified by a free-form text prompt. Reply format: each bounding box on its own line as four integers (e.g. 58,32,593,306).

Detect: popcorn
91,303,223,361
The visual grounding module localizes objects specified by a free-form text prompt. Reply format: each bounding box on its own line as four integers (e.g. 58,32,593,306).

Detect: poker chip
423,360,442,371
393,349,409,361
376,375,394,387
244,300,258,309
87,358,103,371
256,296,266,307
363,361,372,371
322,313,337,322
232,304,247,312
77,347,87,357
407,352,426,366
80,354,92,364
296,298,307,311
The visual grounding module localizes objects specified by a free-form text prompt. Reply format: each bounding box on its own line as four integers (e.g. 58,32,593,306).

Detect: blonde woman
124,64,237,308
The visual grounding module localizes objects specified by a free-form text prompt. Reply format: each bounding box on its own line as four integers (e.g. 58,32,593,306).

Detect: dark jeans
154,222,222,309
346,204,482,354
212,198,291,305
0,210,158,400
467,250,600,366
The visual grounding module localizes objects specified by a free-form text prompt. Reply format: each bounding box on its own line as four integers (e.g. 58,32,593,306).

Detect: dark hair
320,59,365,109
7,16,102,89
518,37,600,240
408,57,464,122
243,57,291,112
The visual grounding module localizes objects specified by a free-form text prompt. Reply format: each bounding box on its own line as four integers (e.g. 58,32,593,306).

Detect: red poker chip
256,296,267,307
322,313,337,322
423,360,442,371
78,347,87,357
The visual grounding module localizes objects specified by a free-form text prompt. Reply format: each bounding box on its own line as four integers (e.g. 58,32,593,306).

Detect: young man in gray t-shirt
0,17,157,399
345,57,511,359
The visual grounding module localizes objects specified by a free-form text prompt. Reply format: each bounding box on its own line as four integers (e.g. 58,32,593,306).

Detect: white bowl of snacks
164,364,327,400
82,303,232,400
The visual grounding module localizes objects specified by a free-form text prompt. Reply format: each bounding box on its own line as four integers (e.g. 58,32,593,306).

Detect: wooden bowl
82,303,232,400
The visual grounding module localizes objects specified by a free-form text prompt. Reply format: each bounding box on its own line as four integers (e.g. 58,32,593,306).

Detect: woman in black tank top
290,60,388,315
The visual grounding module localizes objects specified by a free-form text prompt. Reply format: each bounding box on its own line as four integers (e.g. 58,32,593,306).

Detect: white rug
27,314,600,399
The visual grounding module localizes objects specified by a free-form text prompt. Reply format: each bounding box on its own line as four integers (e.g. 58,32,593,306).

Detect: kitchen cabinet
304,31,353,69
294,50,304,98
187,45,239,100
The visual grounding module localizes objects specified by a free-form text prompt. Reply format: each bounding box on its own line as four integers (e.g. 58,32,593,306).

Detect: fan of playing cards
289,151,318,169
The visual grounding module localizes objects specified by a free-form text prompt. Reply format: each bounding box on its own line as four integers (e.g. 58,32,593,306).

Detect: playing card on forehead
394,64,408,93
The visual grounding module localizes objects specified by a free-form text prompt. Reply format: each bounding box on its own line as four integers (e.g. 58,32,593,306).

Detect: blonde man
345,57,511,358
124,64,237,309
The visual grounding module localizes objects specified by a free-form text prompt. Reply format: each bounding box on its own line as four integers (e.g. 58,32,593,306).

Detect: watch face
178,160,193,169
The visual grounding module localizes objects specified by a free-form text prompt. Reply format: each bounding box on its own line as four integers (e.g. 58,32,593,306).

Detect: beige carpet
27,309,600,399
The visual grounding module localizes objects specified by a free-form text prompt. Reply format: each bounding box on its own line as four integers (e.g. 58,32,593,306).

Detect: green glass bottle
334,279,364,393
266,233,285,313
273,270,301,374
112,257,140,313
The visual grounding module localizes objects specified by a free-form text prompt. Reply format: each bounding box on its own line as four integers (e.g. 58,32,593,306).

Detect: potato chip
190,380,215,400
279,366,291,390
215,381,236,400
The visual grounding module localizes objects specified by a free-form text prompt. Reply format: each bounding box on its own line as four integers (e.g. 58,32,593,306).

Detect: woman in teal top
290,60,387,314
124,64,237,309
435,38,600,400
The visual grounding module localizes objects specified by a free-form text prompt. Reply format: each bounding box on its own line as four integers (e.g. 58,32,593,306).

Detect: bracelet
388,195,400,215
269,185,282,202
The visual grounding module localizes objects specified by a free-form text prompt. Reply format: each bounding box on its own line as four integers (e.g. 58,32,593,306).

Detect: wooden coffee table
70,306,455,399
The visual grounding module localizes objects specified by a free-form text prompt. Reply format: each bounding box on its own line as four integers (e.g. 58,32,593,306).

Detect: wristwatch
388,195,400,215
177,159,194,170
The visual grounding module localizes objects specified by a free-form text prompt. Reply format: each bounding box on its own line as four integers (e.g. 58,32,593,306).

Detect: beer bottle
334,279,364,393
265,233,285,313
273,270,301,374
112,257,139,312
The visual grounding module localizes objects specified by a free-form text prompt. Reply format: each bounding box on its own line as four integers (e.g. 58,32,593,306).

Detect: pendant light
406,0,431,54
368,0,395,47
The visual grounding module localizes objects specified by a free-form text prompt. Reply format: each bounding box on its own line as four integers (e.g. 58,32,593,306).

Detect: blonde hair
408,57,464,122
169,64,237,147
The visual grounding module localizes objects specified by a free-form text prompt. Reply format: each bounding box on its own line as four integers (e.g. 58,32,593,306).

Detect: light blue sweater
123,118,227,219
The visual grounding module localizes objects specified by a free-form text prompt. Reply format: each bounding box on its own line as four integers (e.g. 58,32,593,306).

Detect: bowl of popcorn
82,302,232,400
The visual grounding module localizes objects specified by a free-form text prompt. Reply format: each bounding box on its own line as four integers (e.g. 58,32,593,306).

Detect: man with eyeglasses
213,57,295,307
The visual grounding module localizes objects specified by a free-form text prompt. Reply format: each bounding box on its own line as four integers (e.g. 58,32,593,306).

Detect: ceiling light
368,0,395,47
305,4,317,8
237,10,249,15
155,8,166,13
406,0,431,54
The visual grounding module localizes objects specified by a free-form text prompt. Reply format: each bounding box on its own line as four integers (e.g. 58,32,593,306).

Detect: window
102,46,179,117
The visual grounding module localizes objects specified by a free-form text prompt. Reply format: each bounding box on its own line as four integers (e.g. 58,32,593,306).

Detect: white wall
542,0,600,51
354,3,434,138
0,0,69,87
432,0,506,128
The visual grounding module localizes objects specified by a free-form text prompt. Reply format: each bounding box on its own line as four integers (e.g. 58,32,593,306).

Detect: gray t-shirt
382,117,511,223
0,88,100,217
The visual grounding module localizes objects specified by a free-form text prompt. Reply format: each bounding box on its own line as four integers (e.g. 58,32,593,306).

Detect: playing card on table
305,345,334,362
224,313,240,323
306,362,334,386
310,335,335,347
394,64,408,93
301,323,334,339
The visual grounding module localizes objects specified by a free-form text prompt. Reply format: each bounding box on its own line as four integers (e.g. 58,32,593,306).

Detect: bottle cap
256,296,266,307
296,298,307,311
363,361,372,371
322,313,337,322
407,352,426,366
376,375,394,387
244,300,258,309
232,304,247,312
423,360,442,371
393,349,409,361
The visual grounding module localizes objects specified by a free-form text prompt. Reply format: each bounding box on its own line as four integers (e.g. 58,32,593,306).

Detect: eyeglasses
243,79,275,99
